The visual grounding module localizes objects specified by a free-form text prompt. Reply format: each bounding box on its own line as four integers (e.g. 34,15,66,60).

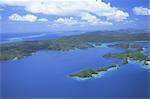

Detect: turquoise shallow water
1,41,149,98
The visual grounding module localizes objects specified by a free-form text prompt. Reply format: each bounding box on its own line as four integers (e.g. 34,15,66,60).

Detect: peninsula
103,50,150,65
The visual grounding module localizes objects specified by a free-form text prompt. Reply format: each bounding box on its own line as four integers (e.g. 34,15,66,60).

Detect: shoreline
127,58,150,69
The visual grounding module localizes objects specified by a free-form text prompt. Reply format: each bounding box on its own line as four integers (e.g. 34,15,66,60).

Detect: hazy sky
0,0,149,33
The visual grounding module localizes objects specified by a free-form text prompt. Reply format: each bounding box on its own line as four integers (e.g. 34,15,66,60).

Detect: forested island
69,64,118,78
0,31,149,61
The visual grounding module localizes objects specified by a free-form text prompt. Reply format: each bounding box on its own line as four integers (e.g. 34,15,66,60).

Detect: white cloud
81,13,100,23
38,18,49,22
9,13,49,23
133,6,150,15
53,16,112,27
80,13,112,25
9,13,37,22
1,0,129,24
106,10,129,22
54,17,78,26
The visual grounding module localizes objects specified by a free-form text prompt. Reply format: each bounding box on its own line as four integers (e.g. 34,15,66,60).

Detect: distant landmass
0,29,149,61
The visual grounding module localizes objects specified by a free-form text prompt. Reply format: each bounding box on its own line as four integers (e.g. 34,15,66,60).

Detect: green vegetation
69,64,118,78
95,64,118,72
69,68,98,78
108,43,144,51
103,50,150,65
0,40,94,60
0,31,149,61
122,57,128,64
130,44,143,51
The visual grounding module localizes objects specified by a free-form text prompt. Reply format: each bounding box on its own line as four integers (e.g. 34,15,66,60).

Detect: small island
69,64,118,79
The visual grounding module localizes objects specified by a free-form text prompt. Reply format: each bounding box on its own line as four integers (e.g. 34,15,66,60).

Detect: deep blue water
1,41,150,99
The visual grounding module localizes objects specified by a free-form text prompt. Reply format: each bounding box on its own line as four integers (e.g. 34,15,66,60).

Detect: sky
0,0,149,33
